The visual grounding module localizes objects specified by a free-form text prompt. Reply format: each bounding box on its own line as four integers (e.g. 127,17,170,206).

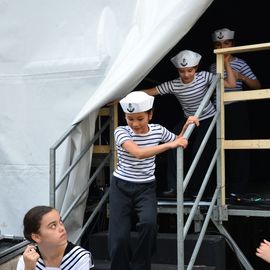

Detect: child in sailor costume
210,28,261,195
108,91,194,270
144,49,236,198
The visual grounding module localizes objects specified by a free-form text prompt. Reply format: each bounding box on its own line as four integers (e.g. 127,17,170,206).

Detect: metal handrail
186,188,219,270
62,153,111,222
184,148,220,238
0,239,29,265
178,43,270,270
49,124,78,206
75,188,110,244
183,74,220,139
177,74,220,269
49,108,113,245
55,118,110,191
183,113,219,191
49,117,110,205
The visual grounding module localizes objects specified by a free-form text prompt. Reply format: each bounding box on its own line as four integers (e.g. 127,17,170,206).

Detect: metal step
93,259,215,270
157,199,211,214
87,232,225,269
0,237,27,265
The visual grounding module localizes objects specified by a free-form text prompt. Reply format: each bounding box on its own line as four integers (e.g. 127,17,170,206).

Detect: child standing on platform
143,49,236,198
210,28,261,195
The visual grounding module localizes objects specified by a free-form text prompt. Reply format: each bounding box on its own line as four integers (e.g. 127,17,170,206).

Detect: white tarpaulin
0,0,213,239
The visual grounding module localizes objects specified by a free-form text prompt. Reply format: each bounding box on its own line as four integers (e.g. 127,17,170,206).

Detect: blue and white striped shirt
156,71,215,120
210,57,257,92
16,242,94,270
113,124,176,183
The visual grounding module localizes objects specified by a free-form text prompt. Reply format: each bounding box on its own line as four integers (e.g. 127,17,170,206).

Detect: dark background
134,0,270,187
133,1,270,269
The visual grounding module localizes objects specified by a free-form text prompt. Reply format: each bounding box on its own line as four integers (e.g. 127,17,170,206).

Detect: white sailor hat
120,91,154,113
212,28,235,42
170,50,202,68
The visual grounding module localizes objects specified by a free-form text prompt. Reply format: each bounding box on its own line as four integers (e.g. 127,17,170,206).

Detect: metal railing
177,42,270,270
176,74,221,270
0,236,28,265
49,105,116,245
0,107,116,264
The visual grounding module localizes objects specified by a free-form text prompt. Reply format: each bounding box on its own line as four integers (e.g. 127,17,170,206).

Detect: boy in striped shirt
210,28,261,195
108,91,196,270
144,49,236,198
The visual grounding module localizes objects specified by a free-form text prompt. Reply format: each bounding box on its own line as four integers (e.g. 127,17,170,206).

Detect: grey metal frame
176,74,223,270
175,73,256,270
49,106,115,245
176,42,270,270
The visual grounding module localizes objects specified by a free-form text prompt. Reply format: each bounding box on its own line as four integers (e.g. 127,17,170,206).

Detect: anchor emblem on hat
217,31,224,40
180,58,188,67
127,103,135,112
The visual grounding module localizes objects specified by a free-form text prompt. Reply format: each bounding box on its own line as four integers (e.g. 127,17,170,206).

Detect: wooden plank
216,54,226,205
223,139,270,149
93,145,110,153
215,42,270,206
214,42,270,54
113,103,118,169
98,107,110,116
224,89,270,102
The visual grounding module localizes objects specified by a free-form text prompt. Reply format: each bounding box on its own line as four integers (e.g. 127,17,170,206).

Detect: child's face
32,209,67,248
125,111,152,134
178,66,197,84
214,40,234,49
214,40,234,58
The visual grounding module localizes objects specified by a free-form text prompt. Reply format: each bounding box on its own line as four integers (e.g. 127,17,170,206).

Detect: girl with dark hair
16,205,94,270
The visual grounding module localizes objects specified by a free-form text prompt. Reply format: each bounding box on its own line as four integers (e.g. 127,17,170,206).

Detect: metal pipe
55,118,110,190
184,148,219,238
183,113,219,192
177,147,185,270
186,188,219,270
62,153,111,222
75,189,110,244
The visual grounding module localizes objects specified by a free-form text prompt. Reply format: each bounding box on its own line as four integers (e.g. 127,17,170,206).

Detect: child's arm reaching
179,116,200,137
122,136,188,159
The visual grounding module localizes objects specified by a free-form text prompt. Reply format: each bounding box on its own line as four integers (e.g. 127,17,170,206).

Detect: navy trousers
108,176,157,270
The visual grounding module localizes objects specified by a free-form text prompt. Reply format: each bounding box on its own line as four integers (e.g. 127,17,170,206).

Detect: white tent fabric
0,0,213,239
